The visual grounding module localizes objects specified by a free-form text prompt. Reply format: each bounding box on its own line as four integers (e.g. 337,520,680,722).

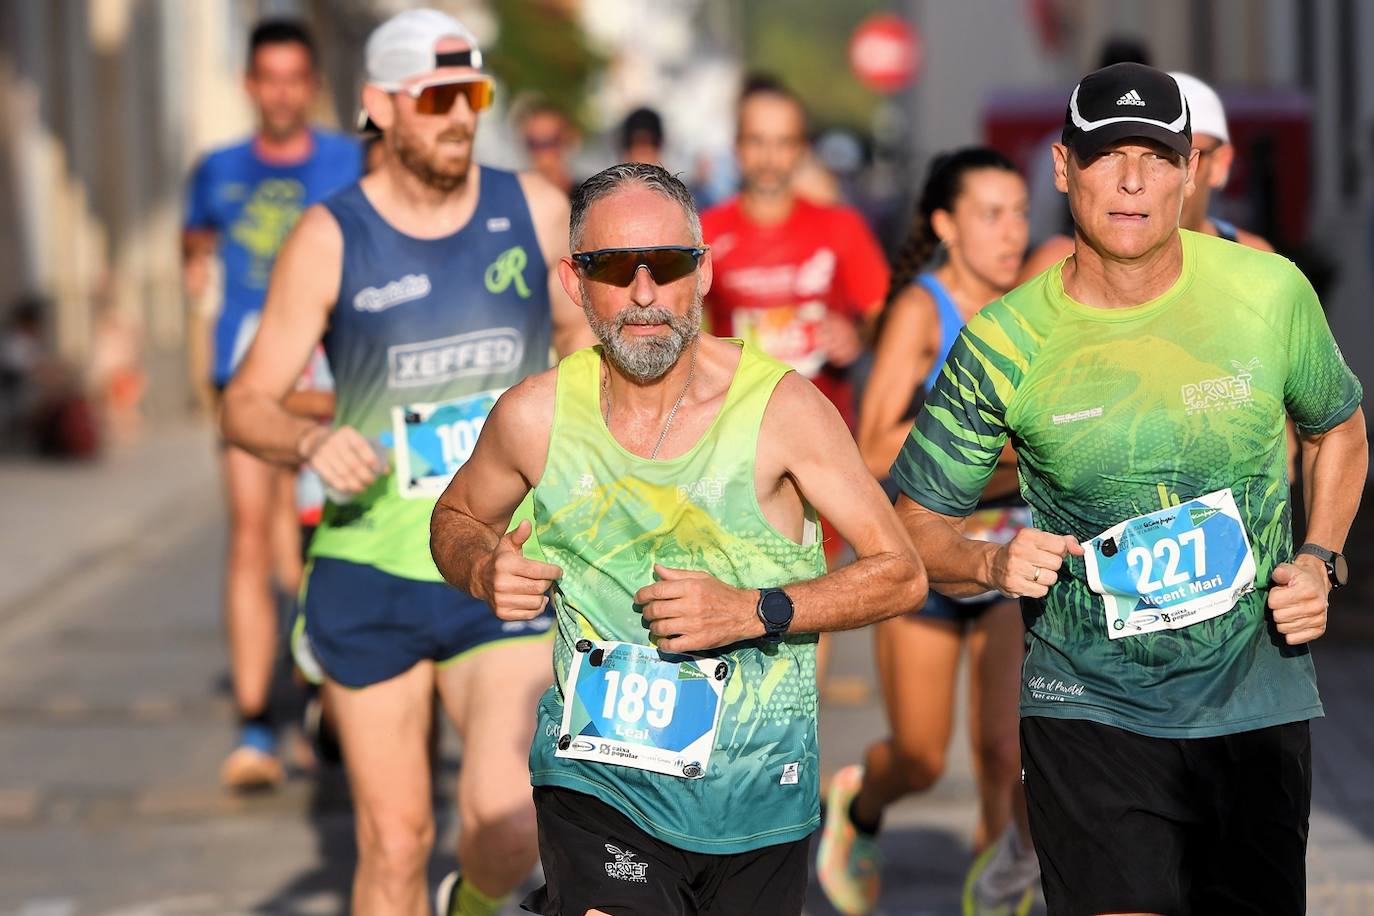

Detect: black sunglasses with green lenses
571,246,707,286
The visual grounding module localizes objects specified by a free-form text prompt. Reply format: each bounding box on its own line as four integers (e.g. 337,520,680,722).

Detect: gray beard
581,281,703,383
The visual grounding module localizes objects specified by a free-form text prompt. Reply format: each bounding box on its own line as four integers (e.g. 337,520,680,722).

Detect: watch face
762,590,793,626
1333,553,1349,587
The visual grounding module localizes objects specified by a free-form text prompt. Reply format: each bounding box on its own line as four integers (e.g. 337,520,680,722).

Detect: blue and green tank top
309,166,551,582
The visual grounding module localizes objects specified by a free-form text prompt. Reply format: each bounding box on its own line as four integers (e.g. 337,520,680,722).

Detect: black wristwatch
1294,543,1348,589
756,587,795,642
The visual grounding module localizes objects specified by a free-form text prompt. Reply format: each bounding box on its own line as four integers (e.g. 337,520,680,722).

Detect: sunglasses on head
401,77,494,115
571,246,707,286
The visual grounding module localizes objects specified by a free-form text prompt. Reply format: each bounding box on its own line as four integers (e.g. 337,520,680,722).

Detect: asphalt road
2,434,1373,914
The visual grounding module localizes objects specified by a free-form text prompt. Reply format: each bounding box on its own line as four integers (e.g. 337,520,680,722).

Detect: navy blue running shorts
296,556,553,688
913,589,1008,627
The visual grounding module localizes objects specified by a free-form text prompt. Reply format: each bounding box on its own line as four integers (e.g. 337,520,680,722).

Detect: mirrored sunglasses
405,78,494,115
571,246,707,286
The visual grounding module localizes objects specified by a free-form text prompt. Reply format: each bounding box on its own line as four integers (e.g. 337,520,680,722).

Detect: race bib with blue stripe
390,389,504,499
1081,488,1256,640
556,638,726,780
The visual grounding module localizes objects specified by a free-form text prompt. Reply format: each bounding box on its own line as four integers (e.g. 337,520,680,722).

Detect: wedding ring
1031,566,1042,583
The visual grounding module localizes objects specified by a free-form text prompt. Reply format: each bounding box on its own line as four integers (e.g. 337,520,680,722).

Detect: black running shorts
521,786,810,916
1021,715,1312,916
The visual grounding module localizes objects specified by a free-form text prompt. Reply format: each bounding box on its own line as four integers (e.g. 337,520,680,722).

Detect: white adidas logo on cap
1116,89,1146,106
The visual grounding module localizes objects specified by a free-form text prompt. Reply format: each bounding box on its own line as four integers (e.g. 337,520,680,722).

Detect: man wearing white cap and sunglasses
222,8,592,914
892,61,1365,913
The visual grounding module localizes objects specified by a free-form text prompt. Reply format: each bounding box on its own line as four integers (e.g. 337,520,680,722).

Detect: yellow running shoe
962,824,1038,916
816,763,882,915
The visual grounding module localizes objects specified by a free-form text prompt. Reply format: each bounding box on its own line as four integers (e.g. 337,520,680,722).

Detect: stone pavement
0,420,1372,914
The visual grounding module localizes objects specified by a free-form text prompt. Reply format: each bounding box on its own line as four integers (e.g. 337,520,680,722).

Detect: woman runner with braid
817,148,1039,916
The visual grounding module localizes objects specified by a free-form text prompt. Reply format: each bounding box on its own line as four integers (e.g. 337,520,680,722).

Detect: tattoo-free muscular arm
1298,407,1367,554
895,496,992,596
220,205,341,464
430,371,558,602
519,172,595,358
895,493,1081,601
762,373,927,631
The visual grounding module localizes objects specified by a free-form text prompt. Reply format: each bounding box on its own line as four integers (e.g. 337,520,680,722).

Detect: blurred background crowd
1,0,1372,461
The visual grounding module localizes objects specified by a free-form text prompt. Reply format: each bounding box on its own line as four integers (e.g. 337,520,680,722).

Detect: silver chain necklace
602,338,699,460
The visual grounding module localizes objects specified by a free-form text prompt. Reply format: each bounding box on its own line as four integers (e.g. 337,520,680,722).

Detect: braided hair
882,147,1019,316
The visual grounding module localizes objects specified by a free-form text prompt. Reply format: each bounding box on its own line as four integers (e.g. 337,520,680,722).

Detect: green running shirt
893,230,1362,738
529,341,827,853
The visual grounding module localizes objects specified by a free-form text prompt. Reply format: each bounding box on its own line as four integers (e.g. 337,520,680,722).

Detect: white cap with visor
1168,71,1229,144
358,8,489,132
366,8,482,88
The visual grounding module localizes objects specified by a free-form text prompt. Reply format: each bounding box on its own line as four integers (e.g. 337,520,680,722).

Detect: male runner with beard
222,10,591,914
431,163,926,915
183,19,361,790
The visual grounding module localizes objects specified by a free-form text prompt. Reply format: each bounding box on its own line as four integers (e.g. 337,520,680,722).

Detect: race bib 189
1081,488,1256,639
390,389,504,499
556,639,726,780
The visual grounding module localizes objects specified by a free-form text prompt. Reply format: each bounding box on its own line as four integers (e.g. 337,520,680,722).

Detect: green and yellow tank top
528,340,827,854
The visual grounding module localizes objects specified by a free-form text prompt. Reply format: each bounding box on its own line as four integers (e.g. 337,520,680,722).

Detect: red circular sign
849,14,922,94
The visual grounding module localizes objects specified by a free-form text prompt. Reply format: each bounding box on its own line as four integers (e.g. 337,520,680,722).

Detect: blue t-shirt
185,129,362,385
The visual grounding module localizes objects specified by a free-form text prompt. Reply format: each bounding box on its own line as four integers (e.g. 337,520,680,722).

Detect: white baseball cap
365,8,483,90
1169,71,1229,144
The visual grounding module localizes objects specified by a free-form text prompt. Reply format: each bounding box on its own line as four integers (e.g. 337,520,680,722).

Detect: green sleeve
1283,267,1363,434
890,317,1014,517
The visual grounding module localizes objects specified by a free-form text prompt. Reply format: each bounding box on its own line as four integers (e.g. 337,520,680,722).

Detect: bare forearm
903,510,999,598
221,386,320,465
429,501,501,598
1300,409,1368,551
788,549,926,633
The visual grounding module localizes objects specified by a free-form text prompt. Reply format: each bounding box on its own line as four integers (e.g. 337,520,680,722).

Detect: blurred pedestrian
182,18,363,792
619,106,664,165
221,9,591,913
819,148,1037,916
0,297,96,458
515,97,580,194
88,290,146,446
702,76,887,433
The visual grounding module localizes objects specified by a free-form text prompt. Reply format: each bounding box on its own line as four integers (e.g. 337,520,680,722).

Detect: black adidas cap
1062,62,1191,161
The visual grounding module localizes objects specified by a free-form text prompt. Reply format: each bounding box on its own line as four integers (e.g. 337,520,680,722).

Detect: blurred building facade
0,0,1371,422
0,0,418,416
903,0,1374,413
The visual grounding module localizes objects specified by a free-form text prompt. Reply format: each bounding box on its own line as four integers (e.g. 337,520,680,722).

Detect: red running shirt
701,197,889,428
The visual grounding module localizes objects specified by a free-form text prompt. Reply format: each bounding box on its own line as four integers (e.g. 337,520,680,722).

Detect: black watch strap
1295,543,1348,588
